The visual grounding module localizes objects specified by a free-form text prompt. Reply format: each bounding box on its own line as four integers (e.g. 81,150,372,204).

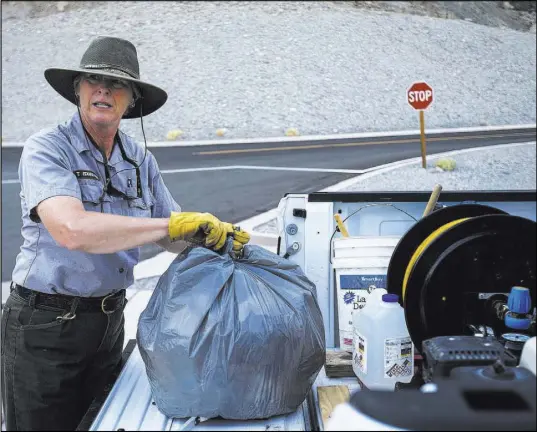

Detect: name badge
73,170,100,181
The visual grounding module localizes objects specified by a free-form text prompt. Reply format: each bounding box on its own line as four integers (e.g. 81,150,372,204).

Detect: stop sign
407,82,434,110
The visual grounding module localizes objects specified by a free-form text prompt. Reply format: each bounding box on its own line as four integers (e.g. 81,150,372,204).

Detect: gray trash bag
137,240,326,420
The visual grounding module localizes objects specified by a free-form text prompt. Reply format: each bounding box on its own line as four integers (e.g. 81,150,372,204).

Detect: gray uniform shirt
12,112,181,297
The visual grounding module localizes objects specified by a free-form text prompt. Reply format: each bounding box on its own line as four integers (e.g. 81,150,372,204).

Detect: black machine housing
386,204,536,354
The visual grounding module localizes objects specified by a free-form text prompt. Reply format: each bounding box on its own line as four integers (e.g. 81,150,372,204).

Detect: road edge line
2,123,535,148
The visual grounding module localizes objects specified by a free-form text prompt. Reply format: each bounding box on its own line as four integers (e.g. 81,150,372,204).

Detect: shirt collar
65,112,133,165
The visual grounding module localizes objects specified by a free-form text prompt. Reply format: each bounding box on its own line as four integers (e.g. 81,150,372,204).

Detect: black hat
44,36,167,118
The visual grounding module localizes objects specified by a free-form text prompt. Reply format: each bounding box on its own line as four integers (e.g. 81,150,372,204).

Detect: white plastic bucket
332,236,400,352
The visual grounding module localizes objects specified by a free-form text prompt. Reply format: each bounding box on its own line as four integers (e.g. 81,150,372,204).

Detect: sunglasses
83,74,131,90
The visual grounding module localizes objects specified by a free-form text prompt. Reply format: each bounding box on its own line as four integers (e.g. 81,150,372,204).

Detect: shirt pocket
79,180,106,211
126,195,153,218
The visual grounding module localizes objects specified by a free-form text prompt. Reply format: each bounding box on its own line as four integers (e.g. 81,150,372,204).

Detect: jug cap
382,294,399,303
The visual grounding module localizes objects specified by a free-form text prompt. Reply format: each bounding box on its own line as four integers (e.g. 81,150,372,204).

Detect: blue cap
505,313,532,331
507,287,531,314
382,294,399,303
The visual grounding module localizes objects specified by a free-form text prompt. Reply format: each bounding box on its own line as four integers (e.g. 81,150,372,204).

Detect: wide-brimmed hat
44,36,168,118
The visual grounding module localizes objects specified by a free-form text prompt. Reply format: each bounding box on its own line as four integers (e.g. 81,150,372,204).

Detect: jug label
353,330,367,374
340,274,386,293
384,337,413,378
337,273,387,349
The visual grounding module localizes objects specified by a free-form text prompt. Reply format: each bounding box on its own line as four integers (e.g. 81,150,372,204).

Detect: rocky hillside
2,1,536,32
2,1,535,141
352,1,536,32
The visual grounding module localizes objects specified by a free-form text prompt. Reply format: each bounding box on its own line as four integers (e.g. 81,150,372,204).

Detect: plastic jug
352,293,414,390
365,287,388,316
351,287,387,332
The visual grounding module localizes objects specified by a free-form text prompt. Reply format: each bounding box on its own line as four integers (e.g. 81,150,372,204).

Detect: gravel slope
340,142,537,191
2,1,536,142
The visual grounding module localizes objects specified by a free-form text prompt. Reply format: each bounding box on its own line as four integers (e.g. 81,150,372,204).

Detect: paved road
2,127,535,282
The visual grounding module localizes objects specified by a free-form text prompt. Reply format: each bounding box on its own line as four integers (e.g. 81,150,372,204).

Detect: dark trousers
1,289,126,431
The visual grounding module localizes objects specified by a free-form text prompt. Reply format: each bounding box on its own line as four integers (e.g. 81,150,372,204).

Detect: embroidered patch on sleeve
73,170,100,181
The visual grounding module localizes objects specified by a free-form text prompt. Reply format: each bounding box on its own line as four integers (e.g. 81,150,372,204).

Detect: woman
1,36,249,431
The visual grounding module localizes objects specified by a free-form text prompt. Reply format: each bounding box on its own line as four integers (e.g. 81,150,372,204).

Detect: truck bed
77,190,536,431
84,344,312,431
76,290,360,431
81,342,360,431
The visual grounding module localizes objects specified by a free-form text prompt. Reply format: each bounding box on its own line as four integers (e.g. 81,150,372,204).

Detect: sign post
407,82,434,168
419,110,426,169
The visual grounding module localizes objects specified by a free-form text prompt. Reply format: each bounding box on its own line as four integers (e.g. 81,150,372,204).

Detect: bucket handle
329,203,418,264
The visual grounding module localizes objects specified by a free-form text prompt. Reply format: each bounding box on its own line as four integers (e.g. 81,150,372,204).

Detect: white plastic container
519,336,536,376
332,236,400,351
352,293,414,390
351,287,387,336
362,287,388,316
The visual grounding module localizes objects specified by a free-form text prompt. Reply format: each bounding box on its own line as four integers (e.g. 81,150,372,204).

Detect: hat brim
44,67,168,119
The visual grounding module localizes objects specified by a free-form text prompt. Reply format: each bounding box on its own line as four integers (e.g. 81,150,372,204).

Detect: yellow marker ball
285,128,299,137
434,158,457,171
166,129,184,140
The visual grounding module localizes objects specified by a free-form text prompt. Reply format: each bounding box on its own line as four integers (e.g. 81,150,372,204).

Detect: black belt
11,283,126,314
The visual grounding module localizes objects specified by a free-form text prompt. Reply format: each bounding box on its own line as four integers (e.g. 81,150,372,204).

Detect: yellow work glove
169,212,230,251
223,223,251,253
168,212,251,253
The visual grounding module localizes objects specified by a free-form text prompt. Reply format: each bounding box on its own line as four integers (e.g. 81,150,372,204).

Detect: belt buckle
101,292,120,315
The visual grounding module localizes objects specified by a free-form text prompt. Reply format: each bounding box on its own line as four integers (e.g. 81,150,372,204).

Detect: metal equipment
386,204,536,353
327,357,536,431
327,198,536,431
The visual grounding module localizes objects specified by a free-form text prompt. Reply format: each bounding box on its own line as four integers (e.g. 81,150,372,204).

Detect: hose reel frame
386,204,536,351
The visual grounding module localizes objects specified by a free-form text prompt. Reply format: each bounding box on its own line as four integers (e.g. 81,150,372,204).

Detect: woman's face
77,74,134,128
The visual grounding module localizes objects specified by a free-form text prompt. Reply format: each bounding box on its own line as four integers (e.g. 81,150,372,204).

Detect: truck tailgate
87,345,310,431
83,289,312,431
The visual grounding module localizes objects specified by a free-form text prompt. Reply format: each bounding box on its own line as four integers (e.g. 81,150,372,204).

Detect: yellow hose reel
401,218,469,301
386,204,536,351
